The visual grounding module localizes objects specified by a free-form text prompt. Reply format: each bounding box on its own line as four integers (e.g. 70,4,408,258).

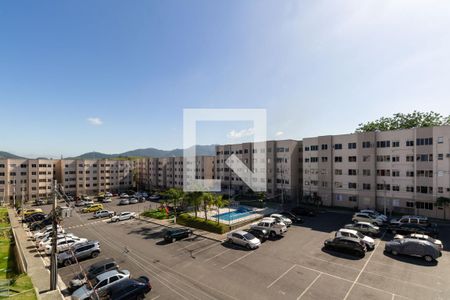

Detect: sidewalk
8,208,65,300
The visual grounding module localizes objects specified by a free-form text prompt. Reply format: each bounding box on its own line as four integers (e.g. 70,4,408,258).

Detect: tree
212,194,229,224
185,191,203,218
356,111,450,132
164,188,184,223
201,192,214,221
436,197,450,220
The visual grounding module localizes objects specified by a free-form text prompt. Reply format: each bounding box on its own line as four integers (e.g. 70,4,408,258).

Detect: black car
280,211,304,224
69,258,119,291
164,228,193,243
106,276,152,300
323,237,366,258
22,213,47,223
30,216,54,231
291,205,317,216
390,223,439,238
245,228,269,243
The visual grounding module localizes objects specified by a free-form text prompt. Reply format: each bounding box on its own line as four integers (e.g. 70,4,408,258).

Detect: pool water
213,207,256,221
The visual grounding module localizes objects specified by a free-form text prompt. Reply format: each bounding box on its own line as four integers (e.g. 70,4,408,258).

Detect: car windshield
356,232,364,238
243,233,255,240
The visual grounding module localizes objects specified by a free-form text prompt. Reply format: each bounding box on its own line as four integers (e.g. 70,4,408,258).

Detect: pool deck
192,206,277,225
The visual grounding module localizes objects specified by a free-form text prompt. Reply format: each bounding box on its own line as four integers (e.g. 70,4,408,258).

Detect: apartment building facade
215,139,303,205
55,159,135,196
135,156,215,191
302,126,450,218
0,159,55,205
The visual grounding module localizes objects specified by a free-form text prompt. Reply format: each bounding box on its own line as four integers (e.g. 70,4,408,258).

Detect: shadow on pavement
320,247,364,260
383,251,438,266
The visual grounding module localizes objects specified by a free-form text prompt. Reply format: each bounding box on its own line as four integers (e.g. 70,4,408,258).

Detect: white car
105,192,113,197
270,214,293,227
33,225,64,240
94,210,115,218
43,237,87,255
37,233,78,249
251,217,287,238
226,230,261,249
111,212,136,222
394,233,443,250
336,228,375,250
102,198,112,203
352,212,383,226
120,193,129,198
71,269,130,300
360,210,388,222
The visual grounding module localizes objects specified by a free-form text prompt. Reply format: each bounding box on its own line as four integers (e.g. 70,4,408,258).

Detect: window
363,183,371,190
406,140,414,147
362,156,371,162
321,157,328,162
362,141,371,148
304,158,310,163
348,169,357,176
416,154,433,161
348,143,357,149
348,156,357,162
392,185,400,191
349,196,357,202
406,171,414,177
310,145,318,151
363,169,371,176
310,157,318,163
335,169,342,175
321,144,328,150
416,202,433,210
376,169,391,176
348,183,357,189
437,137,444,144
438,154,444,160
377,155,390,162
376,140,391,148
304,147,310,151
392,141,400,147
335,182,343,188
438,187,444,193
406,186,414,192
416,138,433,146
334,156,342,163
406,155,414,162
392,156,400,162
392,170,400,177
406,201,414,208
334,144,342,150
417,186,433,194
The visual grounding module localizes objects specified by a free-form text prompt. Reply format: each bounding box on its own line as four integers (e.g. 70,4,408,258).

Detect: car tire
424,255,433,262
227,238,233,244
91,251,99,258
63,260,71,267
269,231,276,238
391,250,398,256
246,244,251,250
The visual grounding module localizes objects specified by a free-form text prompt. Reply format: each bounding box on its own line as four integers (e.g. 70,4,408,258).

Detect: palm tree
164,188,184,223
202,192,214,221
186,191,203,218
213,194,228,224
436,197,450,220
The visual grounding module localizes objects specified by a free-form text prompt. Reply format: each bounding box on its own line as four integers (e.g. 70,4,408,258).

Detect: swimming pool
213,207,256,221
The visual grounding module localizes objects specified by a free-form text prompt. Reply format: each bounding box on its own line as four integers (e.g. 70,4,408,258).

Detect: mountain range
0,145,216,160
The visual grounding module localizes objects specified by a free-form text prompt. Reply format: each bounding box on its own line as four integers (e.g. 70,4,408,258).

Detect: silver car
226,230,261,249
385,238,441,262
71,269,130,300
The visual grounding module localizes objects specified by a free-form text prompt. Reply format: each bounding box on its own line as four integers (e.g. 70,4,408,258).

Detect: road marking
151,295,161,300
205,249,230,262
343,232,386,300
176,239,207,251
192,241,221,255
267,264,296,288
297,273,321,300
221,251,253,269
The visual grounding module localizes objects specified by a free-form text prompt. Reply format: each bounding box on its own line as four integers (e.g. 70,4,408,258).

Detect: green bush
176,214,228,234
141,210,173,220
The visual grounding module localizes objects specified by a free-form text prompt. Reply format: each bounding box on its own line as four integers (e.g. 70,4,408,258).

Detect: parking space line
151,295,161,300
221,252,254,270
267,264,296,288
192,241,221,255
205,249,230,262
297,273,321,300
176,238,207,251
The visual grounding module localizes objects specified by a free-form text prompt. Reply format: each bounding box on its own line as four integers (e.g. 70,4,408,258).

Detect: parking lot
30,199,450,300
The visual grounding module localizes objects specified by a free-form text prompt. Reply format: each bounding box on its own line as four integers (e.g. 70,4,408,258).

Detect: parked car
280,211,304,224
335,228,375,250
71,269,131,300
34,198,45,206
23,208,44,218
75,200,88,207
385,238,442,262
394,233,443,250
163,228,193,243
226,230,261,249
129,198,139,204
119,199,130,205
344,222,380,236
43,237,87,255
270,214,293,227
94,210,115,219
105,192,113,198
111,212,136,222
30,216,54,231
81,203,104,213
105,276,152,300
291,205,317,216
250,217,287,238
244,228,269,243
360,209,388,222
352,212,383,226
69,258,119,291
102,197,112,203
33,225,63,240
149,194,160,200
390,215,430,226
323,236,366,258
37,233,78,249
120,193,129,198
22,213,47,223
57,240,101,267
390,223,439,238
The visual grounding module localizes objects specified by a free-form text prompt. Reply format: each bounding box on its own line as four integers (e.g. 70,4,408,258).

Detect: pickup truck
93,210,115,218
250,217,287,238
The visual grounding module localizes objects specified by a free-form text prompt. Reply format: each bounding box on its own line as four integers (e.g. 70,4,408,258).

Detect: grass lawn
141,209,173,220
0,208,36,299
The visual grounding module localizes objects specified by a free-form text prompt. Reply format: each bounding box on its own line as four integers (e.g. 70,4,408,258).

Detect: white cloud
87,117,103,126
227,127,255,140
275,131,284,137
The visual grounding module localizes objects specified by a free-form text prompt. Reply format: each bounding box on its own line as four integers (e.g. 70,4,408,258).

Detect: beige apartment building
55,159,135,196
215,139,303,204
135,156,215,191
0,159,55,205
303,126,450,218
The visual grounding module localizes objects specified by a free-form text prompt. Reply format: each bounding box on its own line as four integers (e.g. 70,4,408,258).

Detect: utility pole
50,180,58,290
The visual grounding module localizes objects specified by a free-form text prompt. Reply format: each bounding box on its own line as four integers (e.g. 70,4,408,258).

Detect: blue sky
1,0,450,158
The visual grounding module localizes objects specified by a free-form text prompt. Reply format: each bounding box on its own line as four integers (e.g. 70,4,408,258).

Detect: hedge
176,214,229,234
141,210,173,220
